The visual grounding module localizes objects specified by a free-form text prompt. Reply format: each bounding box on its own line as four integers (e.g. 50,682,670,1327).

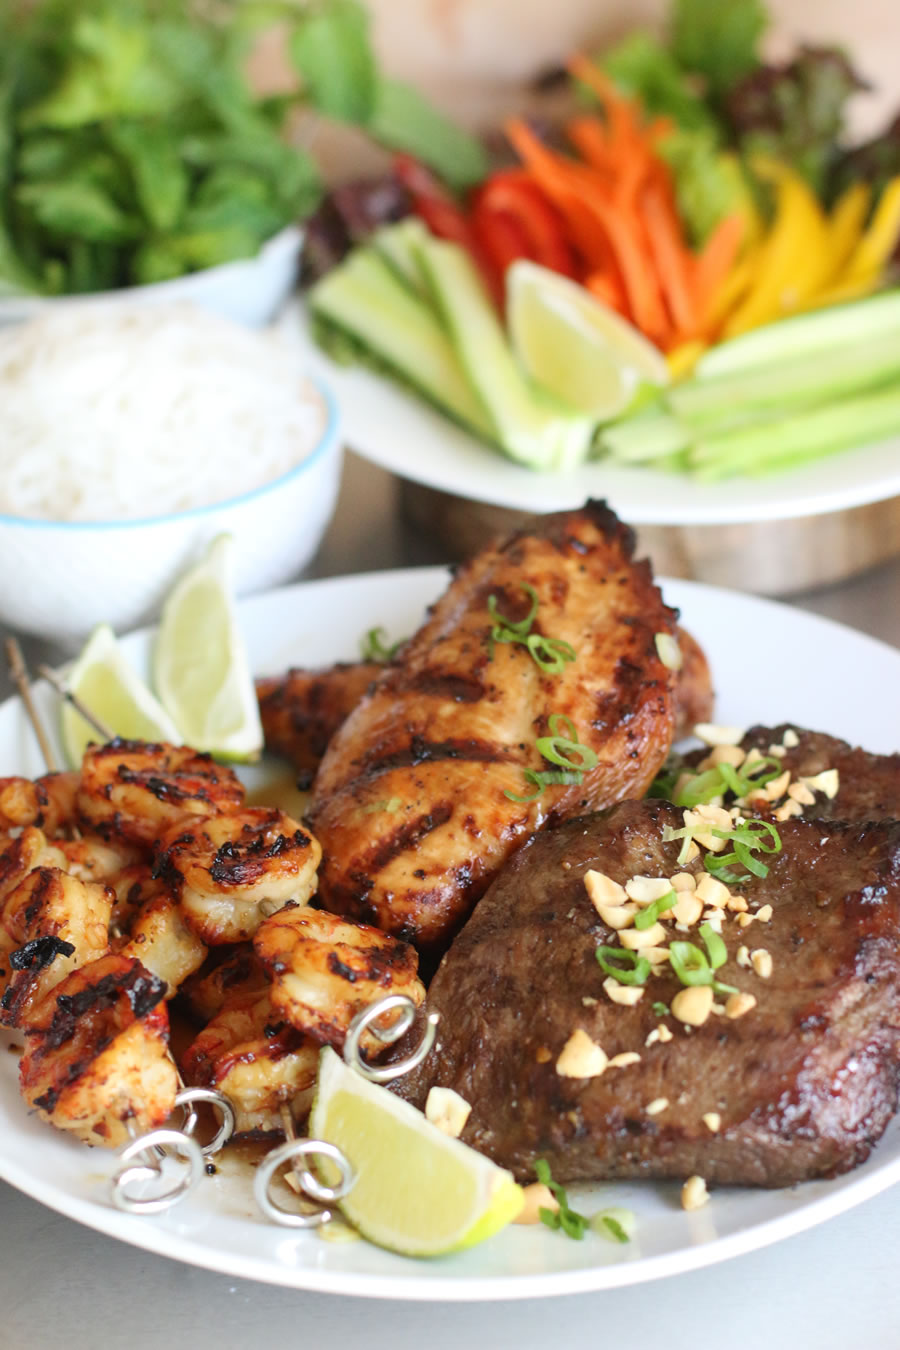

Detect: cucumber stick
696,288,900,379
414,236,594,471
308,247,494,438
371,218,431,294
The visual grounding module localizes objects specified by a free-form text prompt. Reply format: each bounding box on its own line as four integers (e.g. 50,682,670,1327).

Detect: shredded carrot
585,270,628,314
693,213,745,321
640,181,698,336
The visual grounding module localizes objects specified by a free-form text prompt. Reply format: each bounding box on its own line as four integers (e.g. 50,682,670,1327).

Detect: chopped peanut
763,770,791,802
658,1024,674,1042
774,798,804,822
782,728,800,748
645,1097,669,1115
670,872,697,892
787,781,816,806
725,991,757,1019
693,723,744,747
535,1046,552,1063
695,874,731,908
514,1182,559,1225
751,948,773,979
608,1051,641,1069
602,977,644,1007
736,945,751,968
727,894,749,913
671,985,714,1027
620,923,667,950
625,876,674,904
556,1029,608,1079
596,903,637,930
585,870,628,911
646,947,671,967
755,904,773,923
801,769,839,799
681,1175,709,1210
702,1112,721,1133
707,743,746,768
425,1087,472,1138
673,893,703,926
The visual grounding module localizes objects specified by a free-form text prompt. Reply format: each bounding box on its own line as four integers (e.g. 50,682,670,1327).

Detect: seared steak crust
310,503,680,955
395,799,900,1188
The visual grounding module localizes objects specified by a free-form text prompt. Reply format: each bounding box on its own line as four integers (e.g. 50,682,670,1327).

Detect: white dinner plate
1,566,900,1300
283,303,900,526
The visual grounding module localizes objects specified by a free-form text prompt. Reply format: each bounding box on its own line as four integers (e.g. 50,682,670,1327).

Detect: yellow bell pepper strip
722,163,831,337
798,270,881,312
825,182,872,280
703,246,758,331
666,339,708,380
841,175,900,283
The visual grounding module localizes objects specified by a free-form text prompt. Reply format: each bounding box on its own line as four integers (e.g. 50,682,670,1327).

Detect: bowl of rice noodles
0,300,340,646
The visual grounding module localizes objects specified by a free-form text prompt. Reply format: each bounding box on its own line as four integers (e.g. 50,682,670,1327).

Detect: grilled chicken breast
309,502,681,955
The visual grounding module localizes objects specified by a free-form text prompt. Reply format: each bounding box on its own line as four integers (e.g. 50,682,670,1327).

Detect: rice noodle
0,304,328,522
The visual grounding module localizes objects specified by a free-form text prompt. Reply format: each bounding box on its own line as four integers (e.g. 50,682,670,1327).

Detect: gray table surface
3,451,900,1350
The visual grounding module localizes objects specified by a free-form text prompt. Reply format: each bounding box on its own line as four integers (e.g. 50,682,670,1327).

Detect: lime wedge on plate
309,1047,524,1258
153,534,262,762
507,260,669,417
61,623,181,767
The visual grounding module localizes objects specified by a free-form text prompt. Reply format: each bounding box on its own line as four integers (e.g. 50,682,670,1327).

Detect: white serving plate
1,566,899,1300
283,304,900,527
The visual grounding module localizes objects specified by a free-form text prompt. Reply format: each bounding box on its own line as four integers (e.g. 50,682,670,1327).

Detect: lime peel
309,1047,523,1258
507,260,669,419
61,623,181,768
152,534,263,761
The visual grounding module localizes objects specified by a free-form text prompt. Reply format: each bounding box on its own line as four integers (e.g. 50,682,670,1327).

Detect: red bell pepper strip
475,173,578,277
392,154,504,308
471,197,532,276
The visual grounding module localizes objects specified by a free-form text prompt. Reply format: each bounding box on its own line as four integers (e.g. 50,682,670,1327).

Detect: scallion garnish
591,1208,635,1243
633,888,676,931
652,1001,670,1018
486,583,577,674
504,716,596,802
704,819,782,884
360,626,405,662
671,754,783,809
699,921,727,970
535,1158,588,1241
595,946,651,986
669,940,737,995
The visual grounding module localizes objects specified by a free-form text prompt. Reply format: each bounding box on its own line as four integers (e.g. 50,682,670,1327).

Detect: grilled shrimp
119,895,207,997
181,989,319,1137
179,943,268,1025
0,772,79,837
154,808,322,945
0,867,112,1028
57,834,145,886
253,903,425,1054
78,740,245,847
19,953,176,1147
0,827,67,908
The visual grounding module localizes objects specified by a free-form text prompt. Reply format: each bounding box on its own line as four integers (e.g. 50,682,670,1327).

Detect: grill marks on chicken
310,503,681,954
394,799,900,1189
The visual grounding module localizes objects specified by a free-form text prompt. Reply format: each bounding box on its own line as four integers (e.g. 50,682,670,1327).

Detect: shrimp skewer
154,807,321,945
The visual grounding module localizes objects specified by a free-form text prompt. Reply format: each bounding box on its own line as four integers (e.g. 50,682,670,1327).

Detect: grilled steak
394,798,900,1187
736,724,900,823
310,502,681,956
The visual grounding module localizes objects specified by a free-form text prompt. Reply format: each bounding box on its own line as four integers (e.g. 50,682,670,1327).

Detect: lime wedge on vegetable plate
507,260,669,417
62,623,181,767
309,1047,524,1257
153,534,263,761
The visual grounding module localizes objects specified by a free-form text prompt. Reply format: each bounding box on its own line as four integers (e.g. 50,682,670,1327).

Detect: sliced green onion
591,1208,635,1243
504,768,583,803
527,634,578,673
536,714,598,772
360,625,404,662
699,922,727,970
668,940,712,987
596,946,651,986
633,888,676,931
488,582,539,639
651,1001,670,1018
535,1158,587,1241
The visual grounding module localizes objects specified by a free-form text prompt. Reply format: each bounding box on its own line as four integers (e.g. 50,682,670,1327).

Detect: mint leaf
289,0,376,124
368,79,488,190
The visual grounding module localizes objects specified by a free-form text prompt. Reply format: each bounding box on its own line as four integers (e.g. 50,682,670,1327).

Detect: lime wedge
61,624,181,767
309,1047,523,1258
153,534,262,762
506,260,669,417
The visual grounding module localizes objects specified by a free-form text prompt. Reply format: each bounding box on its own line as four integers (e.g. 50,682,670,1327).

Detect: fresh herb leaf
652,1001,670,1018
669,939,737,995
505,715,595,802
368,78,488,191
289,0,377,125
592,1209,633,1243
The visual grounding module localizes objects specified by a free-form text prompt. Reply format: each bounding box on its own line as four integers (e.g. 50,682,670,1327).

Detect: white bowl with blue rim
0,375,341,648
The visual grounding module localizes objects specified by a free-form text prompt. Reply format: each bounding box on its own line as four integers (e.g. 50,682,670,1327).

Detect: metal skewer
6,640,59,773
